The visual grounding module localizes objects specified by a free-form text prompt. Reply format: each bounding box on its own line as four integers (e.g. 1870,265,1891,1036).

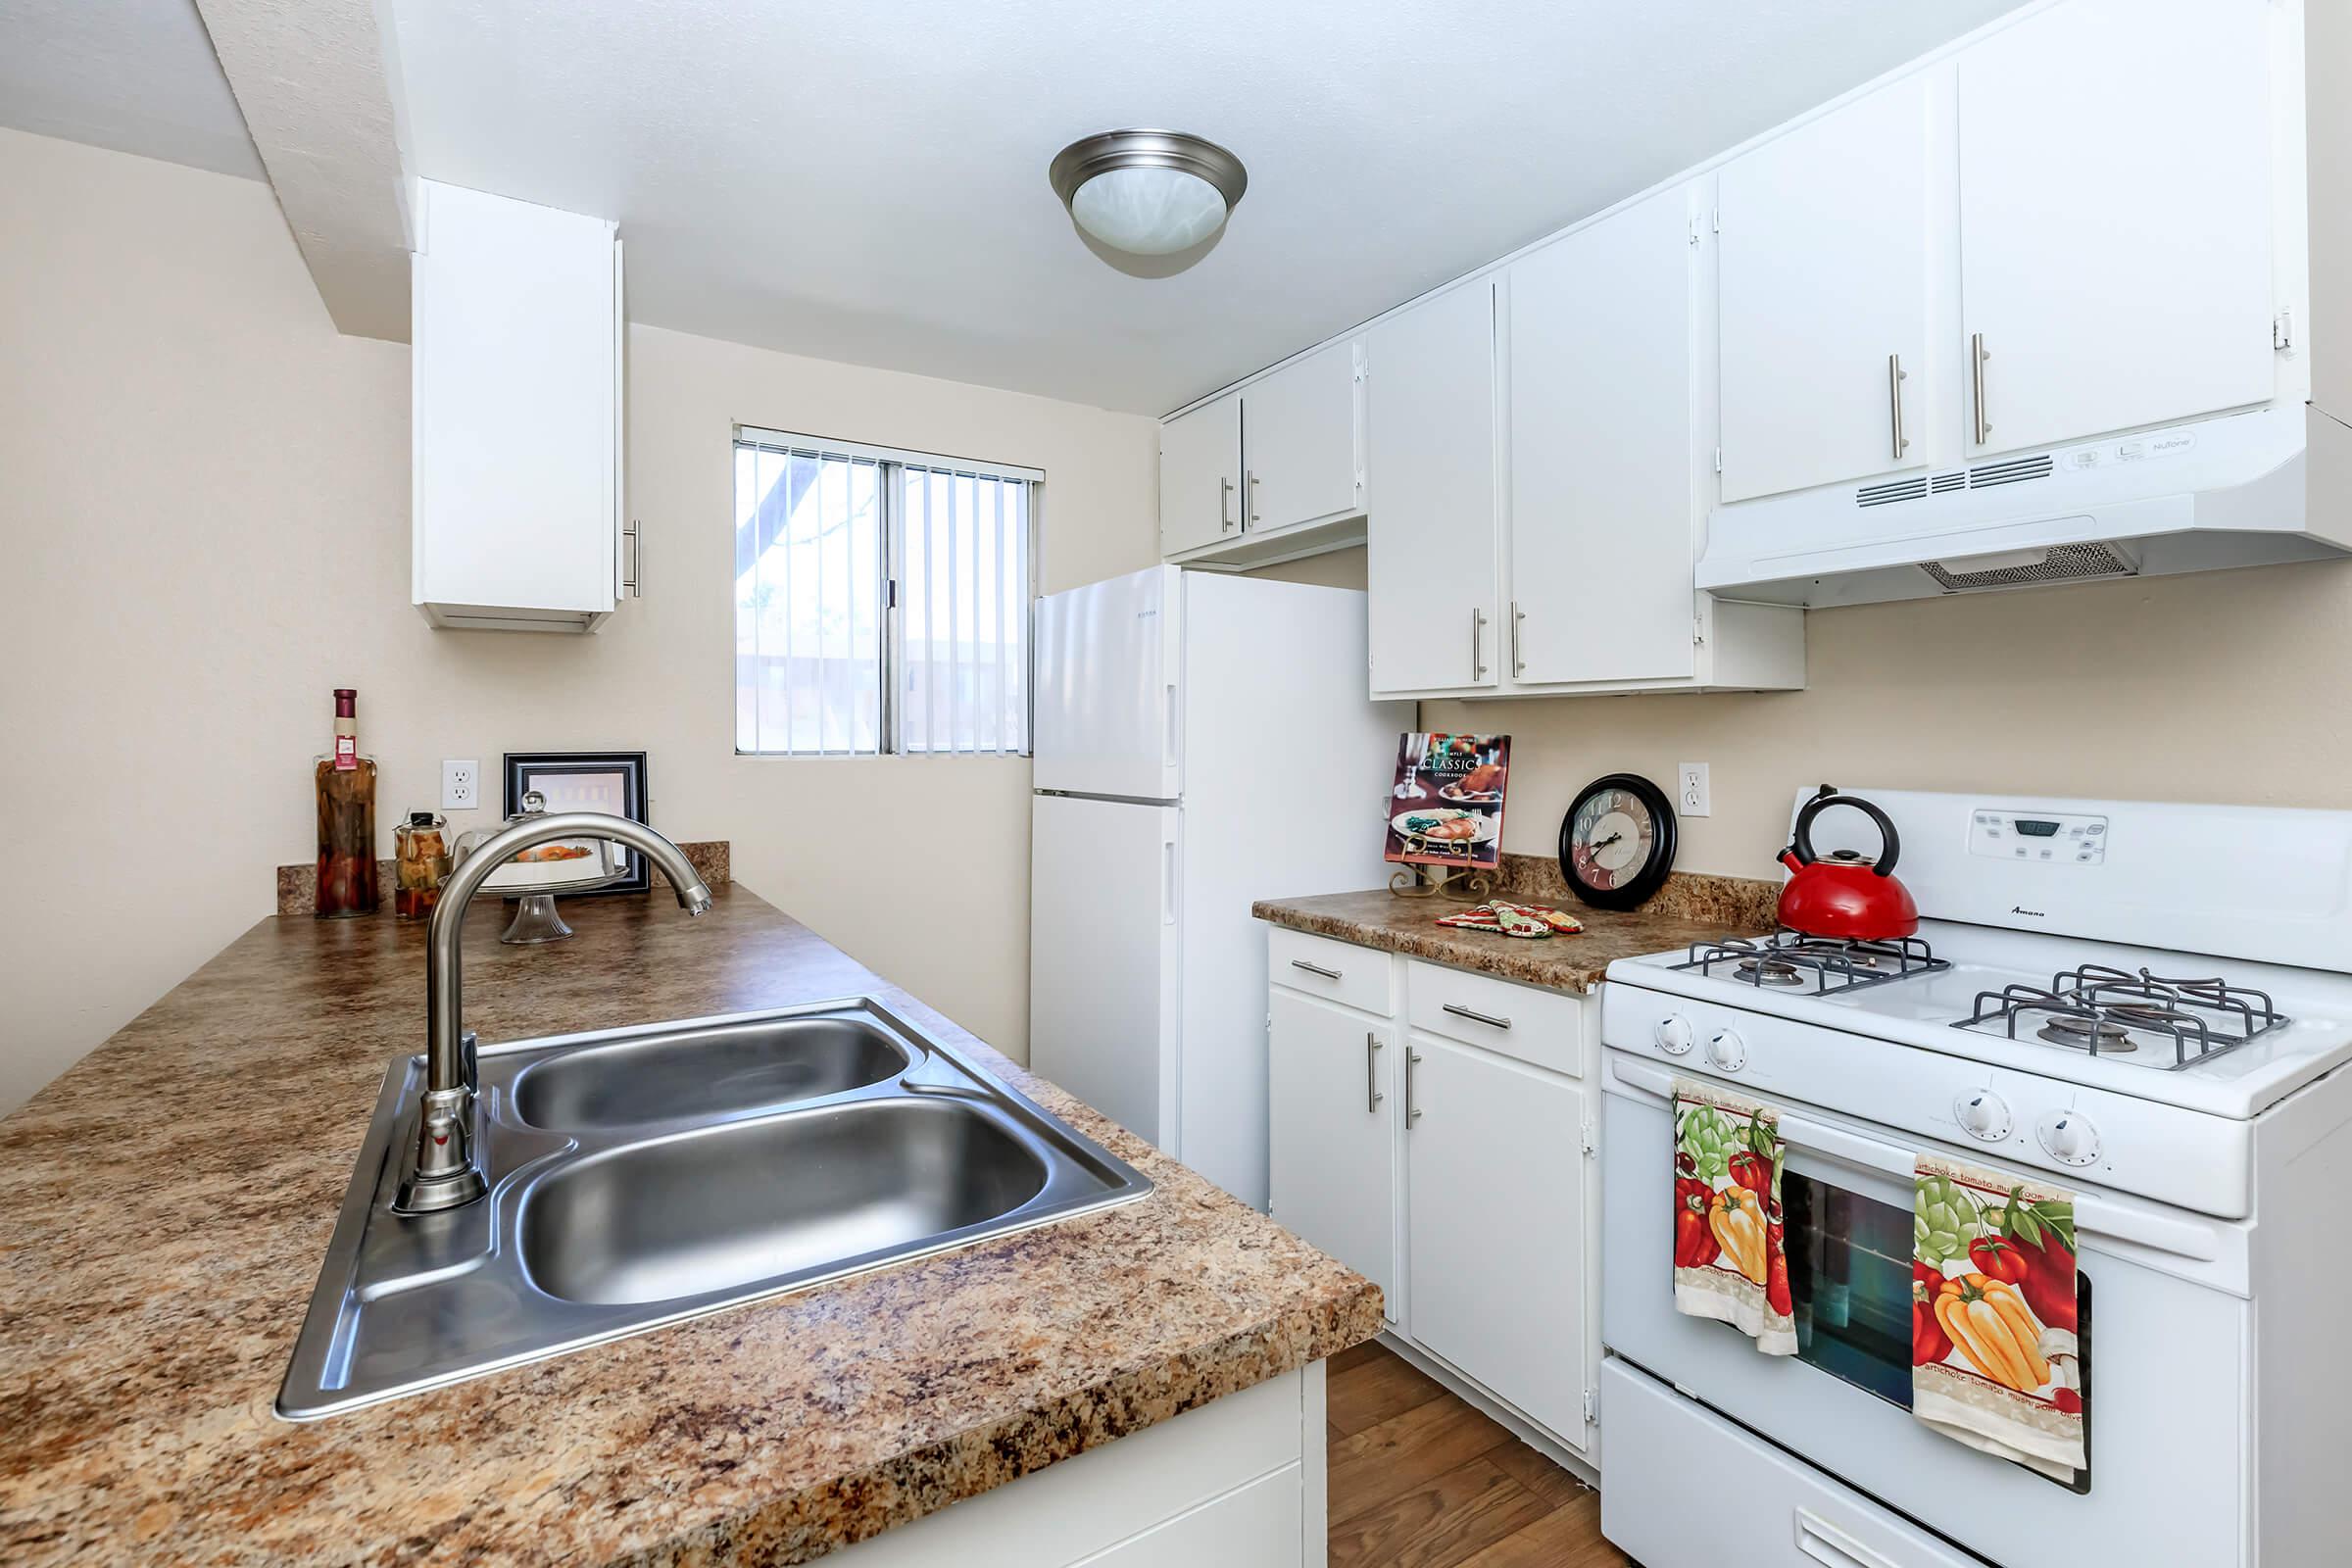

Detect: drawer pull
1442,1002,1512,1031
1290,958,1344,981
1365,1032,1385,1113
1795,1509,1900,1568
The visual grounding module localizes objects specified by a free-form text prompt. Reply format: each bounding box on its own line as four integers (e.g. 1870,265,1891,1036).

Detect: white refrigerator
1030,564,1410,1209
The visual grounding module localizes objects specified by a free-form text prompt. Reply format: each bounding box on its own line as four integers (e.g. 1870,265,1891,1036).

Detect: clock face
1569,787,1656,890
1558,774,1677,910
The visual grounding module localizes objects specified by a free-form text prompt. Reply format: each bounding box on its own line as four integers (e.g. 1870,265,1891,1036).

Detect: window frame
732,425,1041,760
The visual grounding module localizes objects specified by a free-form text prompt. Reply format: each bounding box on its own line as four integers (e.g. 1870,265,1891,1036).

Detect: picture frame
502,752,651,896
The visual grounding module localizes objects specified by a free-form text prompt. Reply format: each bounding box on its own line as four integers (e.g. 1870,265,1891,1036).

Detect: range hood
1696,402,2352,609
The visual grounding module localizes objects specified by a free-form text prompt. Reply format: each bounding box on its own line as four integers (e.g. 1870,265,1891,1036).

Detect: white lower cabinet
1403,1035,1592,1443
1267,930,1600,1460
1268,990,1396,1314
838,1364,1323,1566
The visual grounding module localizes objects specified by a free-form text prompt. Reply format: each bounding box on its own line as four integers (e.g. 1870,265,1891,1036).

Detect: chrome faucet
394,811,715,1213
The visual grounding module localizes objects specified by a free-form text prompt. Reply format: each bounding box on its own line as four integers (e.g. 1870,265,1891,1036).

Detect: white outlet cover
1677,762,1711,818
442,759,480,810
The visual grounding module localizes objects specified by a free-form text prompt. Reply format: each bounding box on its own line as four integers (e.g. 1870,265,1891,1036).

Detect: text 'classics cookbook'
1385,733,1510,869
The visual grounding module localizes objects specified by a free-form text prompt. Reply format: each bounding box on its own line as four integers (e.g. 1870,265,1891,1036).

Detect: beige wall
1426,559,2352,876
0,128,1157,1111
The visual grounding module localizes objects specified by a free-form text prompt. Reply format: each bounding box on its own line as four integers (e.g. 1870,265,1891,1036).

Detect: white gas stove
1596,789,2352,1568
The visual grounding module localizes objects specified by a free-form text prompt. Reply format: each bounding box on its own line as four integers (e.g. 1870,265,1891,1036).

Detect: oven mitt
1433,902,1583,939
1911,1155,2084,1483
1672,1078,1796,1355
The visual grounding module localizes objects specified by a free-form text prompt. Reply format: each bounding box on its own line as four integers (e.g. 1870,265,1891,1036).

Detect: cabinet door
1958,0,2275,458
1365,283,1500,694
1718,75,1933,504
1405,1037,1588,1442
1507,188,1697,685
1159,395,1242,557
1243,339,1361,534
1268,990,1396,1314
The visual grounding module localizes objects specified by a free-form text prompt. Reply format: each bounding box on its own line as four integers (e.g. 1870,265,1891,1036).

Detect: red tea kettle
1777,786,1918,942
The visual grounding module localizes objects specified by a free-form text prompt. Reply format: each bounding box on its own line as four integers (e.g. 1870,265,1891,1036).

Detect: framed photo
1385,733,1510,871
503,752,651,896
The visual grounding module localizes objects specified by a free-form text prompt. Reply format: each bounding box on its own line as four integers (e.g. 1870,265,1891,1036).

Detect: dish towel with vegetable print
1672,1079,1795,1355
1912,1154,2084,1481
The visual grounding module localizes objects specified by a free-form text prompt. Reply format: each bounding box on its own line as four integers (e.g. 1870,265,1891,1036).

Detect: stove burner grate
1677,928,1951,997
1955,964,2287,1070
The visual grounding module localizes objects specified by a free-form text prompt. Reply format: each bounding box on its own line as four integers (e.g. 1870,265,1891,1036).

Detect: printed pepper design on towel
1912,1155,2085,1482
1671,1078,1796,1355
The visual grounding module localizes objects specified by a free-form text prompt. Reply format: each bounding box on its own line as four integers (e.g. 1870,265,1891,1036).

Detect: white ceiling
8,0,2027,415
0,0,262,179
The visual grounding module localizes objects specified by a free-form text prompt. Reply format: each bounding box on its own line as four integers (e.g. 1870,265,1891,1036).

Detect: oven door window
1783,1169,2092,1492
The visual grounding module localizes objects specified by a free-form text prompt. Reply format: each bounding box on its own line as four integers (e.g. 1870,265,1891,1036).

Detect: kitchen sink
276,1000,1151,1420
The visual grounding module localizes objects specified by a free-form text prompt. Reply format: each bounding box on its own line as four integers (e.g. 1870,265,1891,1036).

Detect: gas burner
1955,964,2288,1069
2038,1014,2137,1053
1677,928,1951,997
1735,956,1805,988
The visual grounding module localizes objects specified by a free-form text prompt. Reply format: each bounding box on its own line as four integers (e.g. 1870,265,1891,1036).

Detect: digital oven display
2013,818,2063,838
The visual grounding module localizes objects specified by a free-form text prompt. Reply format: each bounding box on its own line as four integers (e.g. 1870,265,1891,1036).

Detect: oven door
1602,1052,2248,1568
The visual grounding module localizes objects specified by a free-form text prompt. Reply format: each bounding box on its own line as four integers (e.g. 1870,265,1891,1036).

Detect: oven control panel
1969,808,2108,865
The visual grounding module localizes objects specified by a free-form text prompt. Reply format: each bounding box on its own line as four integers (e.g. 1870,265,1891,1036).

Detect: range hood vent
1920,541,2139,594
1967,454,2056,489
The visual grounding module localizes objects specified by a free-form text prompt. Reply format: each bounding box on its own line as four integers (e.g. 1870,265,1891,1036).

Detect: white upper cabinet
1158,393,1243,557
1957,0,2277,458
1507,185,1700,686
1365,282,1501,696
1717,74,1935,504
1243,339,1363,535
413,181,626,632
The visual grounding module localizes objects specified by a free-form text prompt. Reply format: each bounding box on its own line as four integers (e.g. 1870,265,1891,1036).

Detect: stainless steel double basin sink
277,1001,1152,1419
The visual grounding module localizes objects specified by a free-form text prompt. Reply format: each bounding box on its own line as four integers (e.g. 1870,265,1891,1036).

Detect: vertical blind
733,429,1035,757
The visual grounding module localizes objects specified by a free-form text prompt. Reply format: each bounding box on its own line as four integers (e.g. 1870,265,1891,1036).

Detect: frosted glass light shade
1069,166,1230,256
1050,131,1248,261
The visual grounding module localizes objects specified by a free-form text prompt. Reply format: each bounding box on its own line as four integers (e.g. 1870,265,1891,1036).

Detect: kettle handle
1788,785,1901,878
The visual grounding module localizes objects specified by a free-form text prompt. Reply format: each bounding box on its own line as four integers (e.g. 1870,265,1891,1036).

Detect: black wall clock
1558,773,1678,910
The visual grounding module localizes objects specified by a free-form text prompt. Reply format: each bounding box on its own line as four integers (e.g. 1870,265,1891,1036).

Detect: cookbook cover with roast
1385,732,1510,868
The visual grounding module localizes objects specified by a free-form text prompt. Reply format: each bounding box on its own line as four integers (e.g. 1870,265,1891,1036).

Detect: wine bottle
315,688,379,918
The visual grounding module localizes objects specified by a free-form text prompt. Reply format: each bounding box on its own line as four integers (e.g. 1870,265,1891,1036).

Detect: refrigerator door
1178,574,1411,1209
1033,565,1183,802
1029,792,1181,1151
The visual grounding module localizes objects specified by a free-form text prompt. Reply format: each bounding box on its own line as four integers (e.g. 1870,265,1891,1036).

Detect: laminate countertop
0,887,1380,1566
1252,865,1782,995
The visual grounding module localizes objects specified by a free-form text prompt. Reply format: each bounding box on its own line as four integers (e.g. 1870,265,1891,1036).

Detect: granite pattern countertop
1253,857,1782,993
0,888,1380,1566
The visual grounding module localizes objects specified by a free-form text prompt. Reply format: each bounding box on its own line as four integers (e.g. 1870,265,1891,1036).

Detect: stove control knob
1707,1028,1748,1072
1654,1015,1696,1056
2036,1110,2101,1167
1954,1090,2014,1143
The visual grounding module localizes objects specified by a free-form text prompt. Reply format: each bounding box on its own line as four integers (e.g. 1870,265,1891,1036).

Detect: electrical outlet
1677,762,1711,818
442,759,480,811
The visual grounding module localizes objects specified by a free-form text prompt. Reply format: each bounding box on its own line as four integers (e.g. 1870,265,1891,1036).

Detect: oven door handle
1609,1055,2225,1265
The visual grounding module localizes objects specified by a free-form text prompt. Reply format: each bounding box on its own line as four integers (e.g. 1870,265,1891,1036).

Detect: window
733,427,1037,757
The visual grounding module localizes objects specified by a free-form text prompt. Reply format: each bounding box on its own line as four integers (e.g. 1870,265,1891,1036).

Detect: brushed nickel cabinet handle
1887,354,1910,462
622,519,643,596
1406,1048,1424,1125
1471,609,1490,681
1290,957,1343,981
1219,476,1237,532
1971,333,1992,446
1365,1032,1385,1113
1247,470,1261,525
1510,601,1526,678
1442,1002,1513,1031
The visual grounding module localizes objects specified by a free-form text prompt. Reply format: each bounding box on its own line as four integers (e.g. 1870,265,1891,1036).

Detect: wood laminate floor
1326,1343,1637,1568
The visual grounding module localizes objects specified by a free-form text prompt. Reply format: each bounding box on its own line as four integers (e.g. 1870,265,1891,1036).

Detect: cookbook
1385,733,1510,869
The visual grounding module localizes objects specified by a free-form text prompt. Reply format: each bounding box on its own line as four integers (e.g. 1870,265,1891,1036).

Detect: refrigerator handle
1162,682,1178,772
1161,837,1177,925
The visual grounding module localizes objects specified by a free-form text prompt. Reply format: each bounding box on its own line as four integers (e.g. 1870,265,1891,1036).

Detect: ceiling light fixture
1049,129,1249,258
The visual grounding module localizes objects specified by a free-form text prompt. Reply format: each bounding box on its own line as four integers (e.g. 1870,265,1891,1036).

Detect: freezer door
1033,565,1183,801
1029,793,1181,1151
